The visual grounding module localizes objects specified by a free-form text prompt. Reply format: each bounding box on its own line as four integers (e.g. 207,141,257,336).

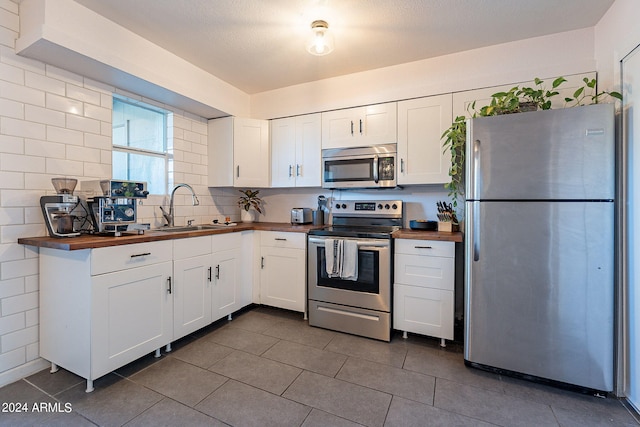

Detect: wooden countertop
18,222,463,250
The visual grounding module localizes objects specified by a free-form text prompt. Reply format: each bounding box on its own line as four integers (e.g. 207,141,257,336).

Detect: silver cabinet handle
296,164,300,177
236,165,240,178
167,276,172,294
130,252,150,258
215,265,220,279
350,120,354,136
274,238,287,241
359,119,363,135
414,246,433,249
289,165,293,177
400,158,404,173
208,266,212,282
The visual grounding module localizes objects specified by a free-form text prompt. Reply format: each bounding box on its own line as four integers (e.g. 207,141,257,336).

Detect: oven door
322,153,396,189
307,236,391,312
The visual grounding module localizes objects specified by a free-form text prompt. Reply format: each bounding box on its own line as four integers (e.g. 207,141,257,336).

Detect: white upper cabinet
271,113,321,187
207,116,270,188
397,94,453,185
321,102,397,149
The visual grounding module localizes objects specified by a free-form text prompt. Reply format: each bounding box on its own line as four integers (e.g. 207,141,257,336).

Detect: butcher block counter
19,223,463,249
17,222,319,250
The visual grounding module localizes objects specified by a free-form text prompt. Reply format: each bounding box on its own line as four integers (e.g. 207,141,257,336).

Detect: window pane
112,151,166,195
113,99,165,153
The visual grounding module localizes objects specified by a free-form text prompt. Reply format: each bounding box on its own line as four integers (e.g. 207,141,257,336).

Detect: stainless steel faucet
159,183,200,227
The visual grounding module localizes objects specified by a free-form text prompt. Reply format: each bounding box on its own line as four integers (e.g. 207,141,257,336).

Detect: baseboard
0,358,50,389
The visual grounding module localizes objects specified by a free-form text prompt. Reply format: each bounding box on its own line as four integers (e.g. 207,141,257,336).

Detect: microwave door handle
373,155,379,183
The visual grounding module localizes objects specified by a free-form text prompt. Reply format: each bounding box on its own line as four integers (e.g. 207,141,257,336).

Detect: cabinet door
394,284,454,340
361,102,397,146
271,117,297,187
211,247,242,320
260,246,305,312
294,113,322,187
173,254,213,339
398,95,453,185
208,117,234,187
91,261,173,379
234,117,270,187
321,108,358,149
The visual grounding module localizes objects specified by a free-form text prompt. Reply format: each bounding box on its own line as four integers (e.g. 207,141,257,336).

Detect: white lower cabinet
211,232,247,320
258,231,306,314
394,239,455,345
173,236,213,339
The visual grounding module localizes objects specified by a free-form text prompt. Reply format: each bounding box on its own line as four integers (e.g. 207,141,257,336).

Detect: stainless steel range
307,200,403,341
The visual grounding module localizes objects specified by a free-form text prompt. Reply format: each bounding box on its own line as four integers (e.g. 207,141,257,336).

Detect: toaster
291,208,313,224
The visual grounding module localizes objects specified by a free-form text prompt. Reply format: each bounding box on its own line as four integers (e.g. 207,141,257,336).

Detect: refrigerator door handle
472,139,482,199
472,201,480,261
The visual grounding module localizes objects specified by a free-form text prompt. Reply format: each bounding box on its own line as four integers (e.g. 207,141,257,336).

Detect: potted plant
238,189,263,223
441,76,622,211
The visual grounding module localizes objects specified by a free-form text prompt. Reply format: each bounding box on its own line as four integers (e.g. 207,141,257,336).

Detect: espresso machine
40,178,82,238
83,179,149,236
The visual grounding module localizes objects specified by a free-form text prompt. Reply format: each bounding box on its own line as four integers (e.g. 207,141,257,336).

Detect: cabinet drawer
395,253,454,290
212,232,242,252
174,236,211,259
91,241,173,276
395,239,454,258
393,284,453,340
260,231,306,249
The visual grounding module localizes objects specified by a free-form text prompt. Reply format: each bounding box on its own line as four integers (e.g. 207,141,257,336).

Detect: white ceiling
73,0,614,95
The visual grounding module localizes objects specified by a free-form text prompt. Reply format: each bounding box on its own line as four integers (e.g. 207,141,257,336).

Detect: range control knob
341,204,347,209
377,204,383,210
335,203,341,209
392,203,398,210
384,204,390,209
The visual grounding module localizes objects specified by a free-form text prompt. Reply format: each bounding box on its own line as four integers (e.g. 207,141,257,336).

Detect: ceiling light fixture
306,20,334,56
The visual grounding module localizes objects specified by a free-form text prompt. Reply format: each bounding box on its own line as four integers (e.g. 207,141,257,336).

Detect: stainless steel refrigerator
464,103,615,392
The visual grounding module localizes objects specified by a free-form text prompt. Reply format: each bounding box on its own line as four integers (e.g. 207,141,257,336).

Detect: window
112,97,169,195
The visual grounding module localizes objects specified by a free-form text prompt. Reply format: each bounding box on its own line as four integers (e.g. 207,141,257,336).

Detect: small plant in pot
238,189,263,223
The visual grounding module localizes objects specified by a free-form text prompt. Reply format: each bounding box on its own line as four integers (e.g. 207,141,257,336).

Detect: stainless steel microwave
322,144,397,189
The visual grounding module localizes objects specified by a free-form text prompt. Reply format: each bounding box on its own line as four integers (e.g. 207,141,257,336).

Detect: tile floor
1,306,639,427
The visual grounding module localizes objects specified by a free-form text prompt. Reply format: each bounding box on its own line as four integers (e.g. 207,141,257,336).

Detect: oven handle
308,237,390,248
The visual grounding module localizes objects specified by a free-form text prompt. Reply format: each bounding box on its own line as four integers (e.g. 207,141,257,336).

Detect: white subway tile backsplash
44,64,82,86
0,277,24,299
1,224,45,243
25,138,65,159
0,153,45,173
0,134,24,154
25,342,39,362
1,325,38,352
66,83,101,105
183,129,201,143
100,121,112,136
191,121,207,135
25,71,66,96
0,6,19,32
25,173,61,191
25,104,66,127
45,157,84,176
1,189,40,208
45,92,83,115
0,46,45,75
0,117,46,140
83,162,111,179
65,114,101,134
66,145,101,163
47,125,84,146
0,62,23,85
25,309,37,328
0,348,25,372
24,275,38,293
0,243,24,263
83,103,111,122
0,291,38,316
0,0,20,14
0,312,24,335
0,80,44,106
84,132,111,150
0,98,23,119
0,207,22,225
0,257,38,281
0,24,15,49
23,206,43,225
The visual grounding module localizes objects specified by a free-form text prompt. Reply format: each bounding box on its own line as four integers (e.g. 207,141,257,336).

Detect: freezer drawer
464,200,614,391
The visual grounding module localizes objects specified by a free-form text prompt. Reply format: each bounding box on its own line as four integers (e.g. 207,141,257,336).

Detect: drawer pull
208,266,212,282
215,265,220,279
167,276,172,294
130,252,151,258
274,238,287,241
414,246,433,249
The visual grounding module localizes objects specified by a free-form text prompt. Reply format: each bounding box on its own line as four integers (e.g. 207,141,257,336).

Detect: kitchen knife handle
373,155,379,183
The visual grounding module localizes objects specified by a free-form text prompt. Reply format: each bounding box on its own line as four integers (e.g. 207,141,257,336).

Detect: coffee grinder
83,179,149,236
40,178,82,238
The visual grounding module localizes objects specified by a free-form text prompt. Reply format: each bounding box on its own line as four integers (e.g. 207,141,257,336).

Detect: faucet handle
187,219,195,226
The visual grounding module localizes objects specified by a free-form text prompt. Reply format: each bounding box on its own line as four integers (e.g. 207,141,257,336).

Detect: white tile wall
0,1,240,387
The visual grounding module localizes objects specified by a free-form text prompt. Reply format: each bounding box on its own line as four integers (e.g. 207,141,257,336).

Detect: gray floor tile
284,370,392,427
336,357,435,405
25,367,85,396
196,379,311,427
170,338,234,369
501,375,638,426
434,377,559,427
384,396,495,427
403,345,505,393
262,339,347,377
226,309,287,333
302,408,365,427
0,380,58,427
129,357,228,407
209,349,302,395
263,317,338,349
124,397,227,426
57,375,163,427
552,404,639,427
33,411,98,427
325,333,408,368
205,323,279,355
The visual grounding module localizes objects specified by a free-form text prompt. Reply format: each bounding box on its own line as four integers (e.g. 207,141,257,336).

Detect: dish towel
325,239,358,281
